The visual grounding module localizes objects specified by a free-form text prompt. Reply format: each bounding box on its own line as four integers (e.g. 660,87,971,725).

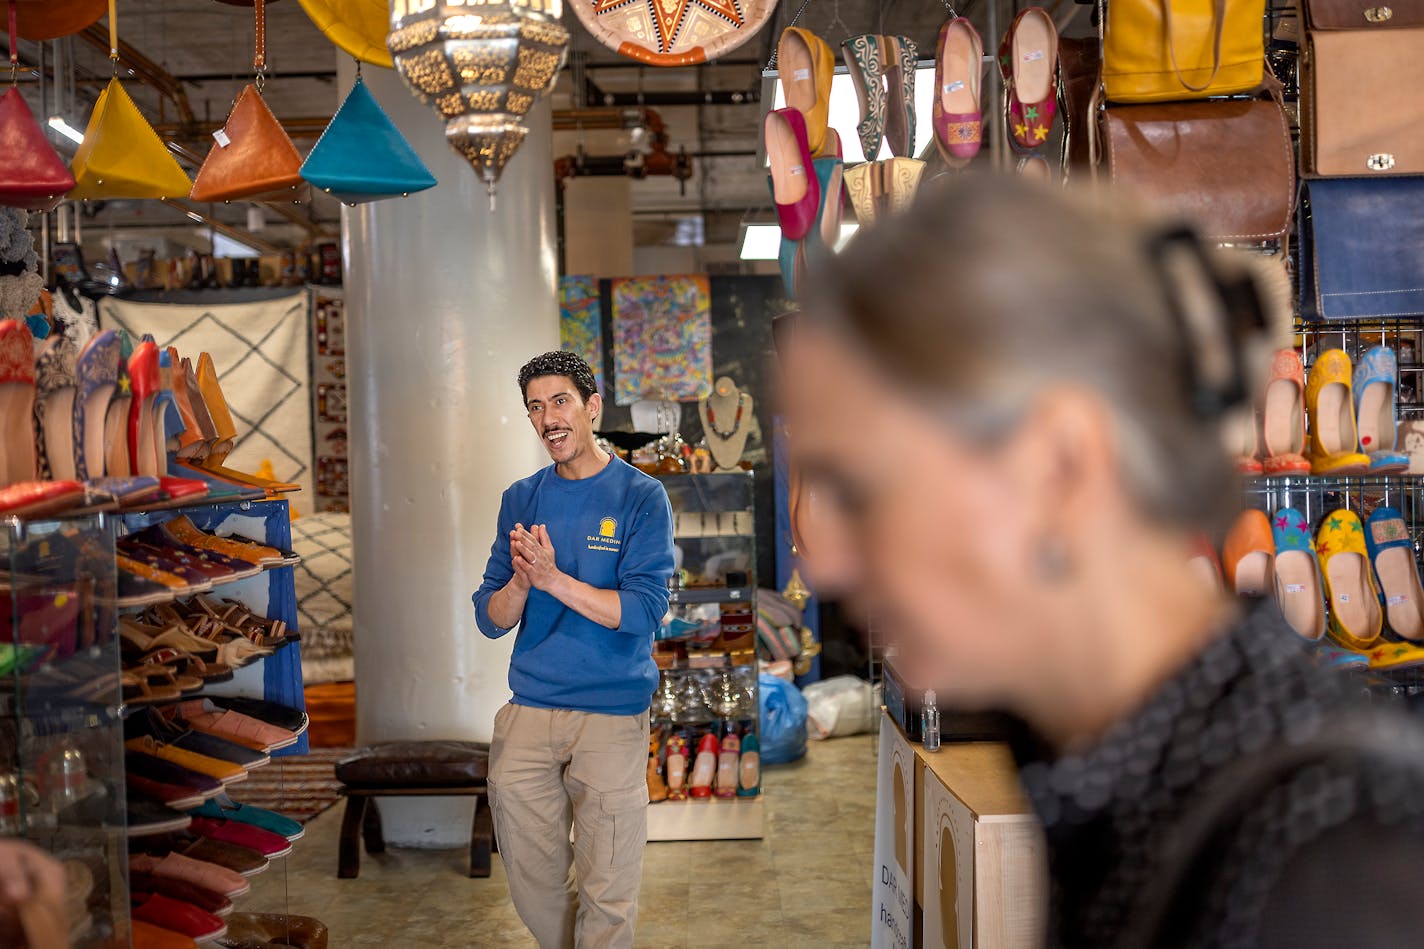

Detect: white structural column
342,59,558,845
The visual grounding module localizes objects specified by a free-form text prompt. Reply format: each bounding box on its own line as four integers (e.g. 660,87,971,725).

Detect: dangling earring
1035,537,1071,581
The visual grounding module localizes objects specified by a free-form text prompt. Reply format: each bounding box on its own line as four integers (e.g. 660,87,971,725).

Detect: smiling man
473,351,674,949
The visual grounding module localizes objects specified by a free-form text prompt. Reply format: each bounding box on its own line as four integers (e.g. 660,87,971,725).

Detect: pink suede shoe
765,108,820,242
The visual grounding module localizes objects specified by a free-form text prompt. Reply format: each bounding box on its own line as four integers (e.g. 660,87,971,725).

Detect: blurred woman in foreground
783,176,1424,947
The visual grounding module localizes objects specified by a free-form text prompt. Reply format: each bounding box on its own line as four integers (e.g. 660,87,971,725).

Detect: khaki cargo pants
487,703,649,949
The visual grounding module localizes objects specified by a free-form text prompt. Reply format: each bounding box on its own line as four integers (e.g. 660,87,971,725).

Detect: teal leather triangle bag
301,75,437,204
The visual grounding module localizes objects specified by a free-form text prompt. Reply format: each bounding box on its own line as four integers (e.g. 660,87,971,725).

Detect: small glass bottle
921,690,941,752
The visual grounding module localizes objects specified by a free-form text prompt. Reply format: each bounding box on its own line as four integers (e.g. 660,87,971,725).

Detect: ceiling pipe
582,80,759,108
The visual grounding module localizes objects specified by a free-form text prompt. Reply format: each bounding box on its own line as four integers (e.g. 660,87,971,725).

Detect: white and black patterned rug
98,293,314,511
289,511,353,684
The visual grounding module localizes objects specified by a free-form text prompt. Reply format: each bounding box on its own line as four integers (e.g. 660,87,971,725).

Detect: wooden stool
333,740,493,879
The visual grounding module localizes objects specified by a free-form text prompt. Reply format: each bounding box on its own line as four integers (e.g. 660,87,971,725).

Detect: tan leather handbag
1098,85,1295,243
189,0,305,202
1299,0,1424,176
1102,0,1267,103
1302,0,1424,30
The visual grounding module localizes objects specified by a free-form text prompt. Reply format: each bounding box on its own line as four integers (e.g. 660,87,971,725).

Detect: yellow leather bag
296,0,393,68
68,1,192,200
68,78,192,200
1102,0,1267,103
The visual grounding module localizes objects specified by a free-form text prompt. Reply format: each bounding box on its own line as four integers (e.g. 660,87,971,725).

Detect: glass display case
1,513,128,947
650,472,763,841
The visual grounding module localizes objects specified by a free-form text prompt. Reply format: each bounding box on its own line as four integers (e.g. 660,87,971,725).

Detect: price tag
213,129,231,148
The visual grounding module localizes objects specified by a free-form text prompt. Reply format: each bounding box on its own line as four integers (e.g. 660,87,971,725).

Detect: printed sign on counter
922,765,974,948
872,714,915,949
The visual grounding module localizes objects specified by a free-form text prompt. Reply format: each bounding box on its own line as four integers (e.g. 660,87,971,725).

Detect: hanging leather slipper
33,334,78,481
1272,507,1327,641
1305,349,1370,475
934,17,984,166
882,157,925,217
1365,505,1424,641
72,329,119,481
842,34,887,160
103,356,133,479
998,7,1057,153
0,318,37,486
765,108,819,242
1317,508,1383,651
191,353,299,491
1353,345,1409,474
128,340,162,478
844,161,877,226
1261,349,1311,475
777,27,835,159
881,35,918,159
0,87,75,210
1187,534,1224,595
1223,509,1274,597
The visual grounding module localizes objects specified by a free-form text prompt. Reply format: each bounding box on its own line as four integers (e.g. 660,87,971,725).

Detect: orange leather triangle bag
189,0,305,202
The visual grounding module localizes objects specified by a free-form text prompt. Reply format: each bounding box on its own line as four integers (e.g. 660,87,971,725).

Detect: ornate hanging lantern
388,0,568,207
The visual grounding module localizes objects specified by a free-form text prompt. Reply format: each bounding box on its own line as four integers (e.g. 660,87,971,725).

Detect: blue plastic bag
759,673,808,764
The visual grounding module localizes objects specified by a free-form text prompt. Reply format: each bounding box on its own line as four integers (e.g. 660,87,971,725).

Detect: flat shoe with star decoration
998,7,1058,154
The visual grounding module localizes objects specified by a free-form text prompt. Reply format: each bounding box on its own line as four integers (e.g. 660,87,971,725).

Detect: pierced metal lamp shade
388,0,568,203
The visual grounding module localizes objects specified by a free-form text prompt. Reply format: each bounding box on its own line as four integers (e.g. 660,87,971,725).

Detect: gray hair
806,175,1286,531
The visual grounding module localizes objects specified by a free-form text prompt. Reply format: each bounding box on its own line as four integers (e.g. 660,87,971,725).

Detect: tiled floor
245,734,877,947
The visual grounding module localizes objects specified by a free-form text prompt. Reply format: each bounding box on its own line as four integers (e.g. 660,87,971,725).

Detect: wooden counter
873,713,1047,949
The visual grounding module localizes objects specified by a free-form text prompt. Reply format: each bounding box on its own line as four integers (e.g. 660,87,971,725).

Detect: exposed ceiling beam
153,116,331,140
75,24,196,125
159,199,283,255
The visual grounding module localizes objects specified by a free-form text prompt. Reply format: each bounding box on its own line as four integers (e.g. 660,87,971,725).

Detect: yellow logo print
599,517,617,538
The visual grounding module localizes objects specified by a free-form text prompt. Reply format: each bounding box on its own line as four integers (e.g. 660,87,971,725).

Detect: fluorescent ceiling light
213,233,261,259
770,65,939,164
740,224,781,260
47,116,84,145
739,223,862,260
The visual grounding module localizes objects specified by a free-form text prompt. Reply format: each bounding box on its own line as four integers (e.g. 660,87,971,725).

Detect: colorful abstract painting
612,274,711,405
559,275,605,395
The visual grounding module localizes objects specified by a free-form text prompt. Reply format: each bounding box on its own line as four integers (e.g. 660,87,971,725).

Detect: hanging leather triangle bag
69,3,192,200
300,74,436,205
189,0,305,202
0,87,75,210
0,8,76,210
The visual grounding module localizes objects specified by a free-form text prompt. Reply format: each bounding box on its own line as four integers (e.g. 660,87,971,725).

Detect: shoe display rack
648,472,764,841
2,494,310,946
1237,313,1424,685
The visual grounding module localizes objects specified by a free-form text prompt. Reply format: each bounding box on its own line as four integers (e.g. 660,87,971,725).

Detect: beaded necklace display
705,393,746,440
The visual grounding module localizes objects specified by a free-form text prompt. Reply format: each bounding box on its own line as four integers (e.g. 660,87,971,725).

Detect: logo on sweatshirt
588,516,621,553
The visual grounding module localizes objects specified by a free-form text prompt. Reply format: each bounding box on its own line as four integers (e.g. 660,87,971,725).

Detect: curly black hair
517,351,598,404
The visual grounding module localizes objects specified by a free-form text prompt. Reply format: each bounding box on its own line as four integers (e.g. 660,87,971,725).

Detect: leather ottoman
334,740,493,879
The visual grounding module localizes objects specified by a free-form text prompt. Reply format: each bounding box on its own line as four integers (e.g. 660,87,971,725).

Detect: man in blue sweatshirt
473,351,674,949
